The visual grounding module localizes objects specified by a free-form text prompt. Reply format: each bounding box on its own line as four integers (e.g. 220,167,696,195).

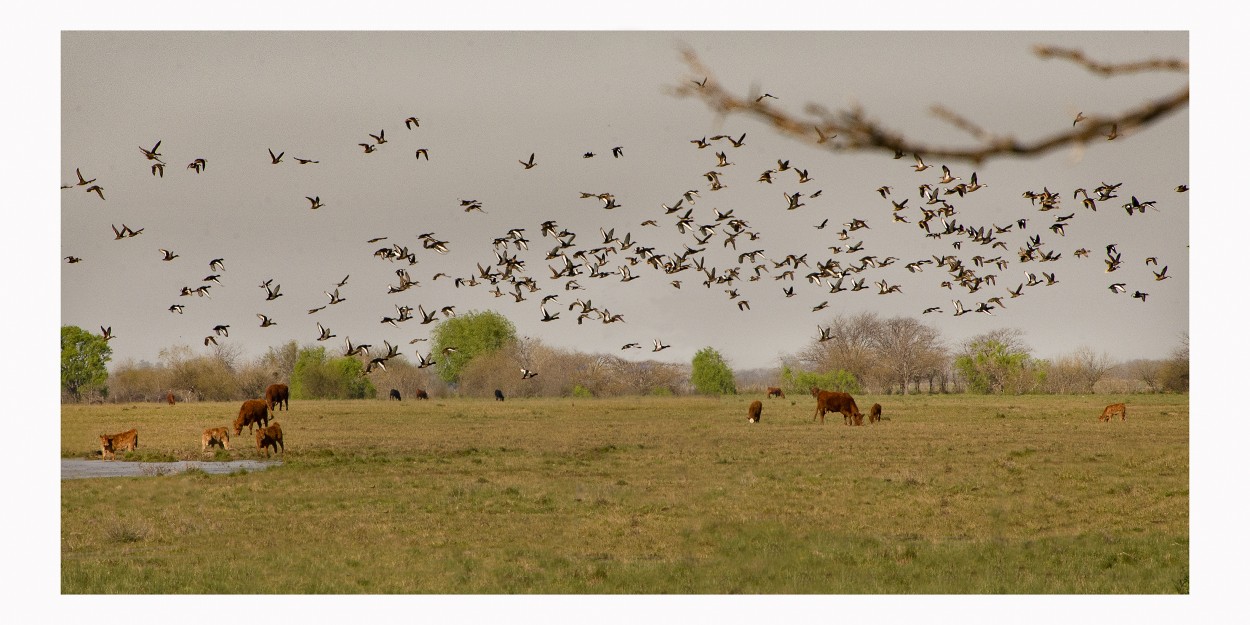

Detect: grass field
60,393,1188,594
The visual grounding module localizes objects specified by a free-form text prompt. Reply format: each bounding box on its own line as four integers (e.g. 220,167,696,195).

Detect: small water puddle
61,459,281,480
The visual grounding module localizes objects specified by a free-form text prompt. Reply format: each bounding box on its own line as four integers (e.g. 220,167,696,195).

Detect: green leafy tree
691,347,737,395
327,356,375,399
61,325,112,401
291,345,376,399
290,346,329,399
430,310,517,385
954,329,1042,394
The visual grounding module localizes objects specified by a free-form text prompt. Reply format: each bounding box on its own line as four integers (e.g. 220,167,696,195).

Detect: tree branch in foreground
671,45,1188,165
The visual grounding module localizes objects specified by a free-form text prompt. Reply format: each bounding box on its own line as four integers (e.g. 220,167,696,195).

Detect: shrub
691,347,737,395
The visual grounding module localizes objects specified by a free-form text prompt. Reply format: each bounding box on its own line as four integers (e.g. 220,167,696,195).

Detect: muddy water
61,459,281,480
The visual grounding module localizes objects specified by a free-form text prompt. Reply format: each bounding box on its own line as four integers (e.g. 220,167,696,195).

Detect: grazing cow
868,403,882,423
809,387,864,425
766,387,785,399
234,399,270,435
255,422,284,457
494,389,505,401
99,429,138,461
747,400,763,423
389,388,402,401
166,391,176,406
1099,402,1127,422
414,389,429,400
201,427,231,452
264,383,289,411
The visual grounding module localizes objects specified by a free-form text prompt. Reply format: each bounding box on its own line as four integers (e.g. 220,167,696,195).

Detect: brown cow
809,387,864,425
265,383,289,411
166,391,176,406
202,427,231,452
234,399,270,435
747,400,763,423
766,387,785,399
1099,403,1127,422
414,389,429,400
868,403,882,424
99,429,138,460
255,422,284,457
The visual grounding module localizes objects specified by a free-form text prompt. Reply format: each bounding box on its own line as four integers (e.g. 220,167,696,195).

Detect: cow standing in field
389,389,402,401
868,403,882,423
766,387,785,399
747,400,763,423
414,389,429,400
265,383,289,412
255,422,284,457
166,391,176,406
494,389,505,401
234,399,270,435
810,387,864,425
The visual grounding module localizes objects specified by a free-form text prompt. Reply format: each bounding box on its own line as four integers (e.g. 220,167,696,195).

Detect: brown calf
766,387,785,399
868,403,882,423
747,400,763,423
99,429,138,460
255,422,284,457
1099,403,1126,422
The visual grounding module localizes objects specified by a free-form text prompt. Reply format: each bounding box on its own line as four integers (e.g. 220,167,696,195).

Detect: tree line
62,311,1187,403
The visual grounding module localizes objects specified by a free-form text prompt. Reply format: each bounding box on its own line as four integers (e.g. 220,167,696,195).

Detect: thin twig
672,46,1188,165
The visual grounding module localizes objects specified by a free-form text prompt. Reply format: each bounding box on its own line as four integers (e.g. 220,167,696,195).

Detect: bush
691,347,737,395
571,385,594,398
780,365,861,395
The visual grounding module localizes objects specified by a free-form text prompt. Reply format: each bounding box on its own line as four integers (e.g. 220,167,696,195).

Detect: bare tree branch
672,45,1188,165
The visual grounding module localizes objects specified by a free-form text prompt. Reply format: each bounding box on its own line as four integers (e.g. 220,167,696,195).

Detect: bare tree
871,316,944,395
798,312,882,389
672,45,1187,165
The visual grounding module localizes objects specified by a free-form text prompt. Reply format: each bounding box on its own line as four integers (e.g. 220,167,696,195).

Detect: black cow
494,389,505,401
389,388,402,401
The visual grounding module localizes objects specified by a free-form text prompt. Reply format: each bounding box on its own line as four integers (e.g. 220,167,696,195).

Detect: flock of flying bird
64,98,1182,379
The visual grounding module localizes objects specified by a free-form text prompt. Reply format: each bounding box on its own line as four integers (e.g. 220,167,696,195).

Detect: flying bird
519,153,537,169
316,322,336,341
268,148,284,164
652,339,671,352
257,314,277,327
140,140,164,163
521,368,538,380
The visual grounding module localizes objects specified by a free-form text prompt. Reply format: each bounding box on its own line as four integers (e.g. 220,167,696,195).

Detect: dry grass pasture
61,394,1188,593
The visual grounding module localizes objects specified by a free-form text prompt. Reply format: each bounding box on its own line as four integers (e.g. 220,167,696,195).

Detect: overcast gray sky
59,29,1188,371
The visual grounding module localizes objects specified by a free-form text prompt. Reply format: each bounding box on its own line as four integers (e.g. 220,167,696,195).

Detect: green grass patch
62,394,1188,593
